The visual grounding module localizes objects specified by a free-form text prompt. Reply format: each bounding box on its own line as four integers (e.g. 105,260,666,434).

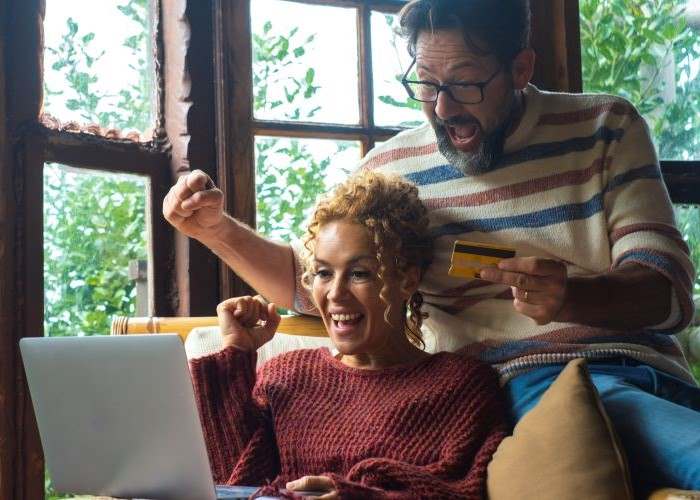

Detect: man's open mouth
445,122,482,152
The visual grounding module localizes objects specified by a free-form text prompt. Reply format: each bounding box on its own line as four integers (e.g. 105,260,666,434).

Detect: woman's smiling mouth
330,312,364,331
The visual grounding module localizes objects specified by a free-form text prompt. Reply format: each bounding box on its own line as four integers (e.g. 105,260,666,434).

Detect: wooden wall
531,0,582,92
1,0,46,498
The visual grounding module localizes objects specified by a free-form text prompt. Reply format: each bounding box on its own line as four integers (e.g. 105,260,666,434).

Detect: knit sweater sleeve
603,99,695,333
325,362,508,499
189,346,280,485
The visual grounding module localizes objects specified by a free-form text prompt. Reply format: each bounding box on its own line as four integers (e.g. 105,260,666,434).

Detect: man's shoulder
358,123,443,174
529,85,642,125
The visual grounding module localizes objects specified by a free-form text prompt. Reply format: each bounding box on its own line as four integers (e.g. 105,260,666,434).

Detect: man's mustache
435,115,482,128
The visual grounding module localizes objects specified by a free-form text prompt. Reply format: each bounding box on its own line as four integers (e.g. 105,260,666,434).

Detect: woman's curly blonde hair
302,170,433,346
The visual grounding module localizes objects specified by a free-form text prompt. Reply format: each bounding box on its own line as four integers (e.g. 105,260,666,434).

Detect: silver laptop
19,334,260,500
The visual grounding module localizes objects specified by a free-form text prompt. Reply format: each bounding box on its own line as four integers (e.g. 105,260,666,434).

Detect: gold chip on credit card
448,240,516,279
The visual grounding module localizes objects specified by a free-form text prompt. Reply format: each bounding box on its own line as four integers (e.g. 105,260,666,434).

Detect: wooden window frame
213,0,411,298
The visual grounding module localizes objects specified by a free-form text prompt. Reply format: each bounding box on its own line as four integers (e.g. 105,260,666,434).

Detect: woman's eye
351,270,372,281
315,269,332,279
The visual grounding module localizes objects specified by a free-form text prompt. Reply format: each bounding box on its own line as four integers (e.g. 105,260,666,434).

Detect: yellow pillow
487,358,634,500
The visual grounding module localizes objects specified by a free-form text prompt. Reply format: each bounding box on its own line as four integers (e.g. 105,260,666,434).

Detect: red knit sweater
189,347,507,499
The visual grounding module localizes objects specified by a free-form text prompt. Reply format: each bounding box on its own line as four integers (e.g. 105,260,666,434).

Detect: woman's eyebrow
314,255,375,266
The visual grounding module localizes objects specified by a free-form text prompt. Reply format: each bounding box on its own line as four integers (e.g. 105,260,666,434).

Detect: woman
189,171,507,499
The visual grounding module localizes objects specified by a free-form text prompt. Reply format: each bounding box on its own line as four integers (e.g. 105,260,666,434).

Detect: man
164,0,700,493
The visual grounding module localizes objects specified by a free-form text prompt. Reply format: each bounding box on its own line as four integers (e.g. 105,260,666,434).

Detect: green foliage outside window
579,0,700,161
44,168,147,338
252,22,339,242
376,13,424,127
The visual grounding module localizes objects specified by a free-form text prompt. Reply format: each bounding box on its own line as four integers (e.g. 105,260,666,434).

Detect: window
215,0,425,296
42,0,156,341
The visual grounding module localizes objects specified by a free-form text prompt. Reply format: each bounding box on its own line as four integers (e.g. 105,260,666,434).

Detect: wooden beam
2,0,46,496
530,0,582,93
661,161,700,205
214,0,256,299
44,129,167,174
0,2,18,498
252,120,403,142
277,0,405,10
162,0,221,315
358,4,375,142
15,131,45,500
183,0,222,314
563,0,582,93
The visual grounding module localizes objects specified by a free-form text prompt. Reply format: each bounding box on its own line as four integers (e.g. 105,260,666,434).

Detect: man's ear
510,48,535,90
401,266,422,299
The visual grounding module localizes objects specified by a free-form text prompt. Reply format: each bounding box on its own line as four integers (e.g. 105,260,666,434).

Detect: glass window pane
371,11,426,128
674,204,700,296
255,137,361,242
673,204,700,383
579,1,700,160
43,0,156,136
44,163,150,338
251,0,359,124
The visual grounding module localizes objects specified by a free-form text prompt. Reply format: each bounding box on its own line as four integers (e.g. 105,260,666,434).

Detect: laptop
19,334,265,500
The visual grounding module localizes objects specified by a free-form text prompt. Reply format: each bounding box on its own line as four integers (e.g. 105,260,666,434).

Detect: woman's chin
330,331,378,357
331,337,366,355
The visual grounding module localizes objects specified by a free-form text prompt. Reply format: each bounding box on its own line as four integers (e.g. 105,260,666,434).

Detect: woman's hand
286,476,338,499
217,295,280,352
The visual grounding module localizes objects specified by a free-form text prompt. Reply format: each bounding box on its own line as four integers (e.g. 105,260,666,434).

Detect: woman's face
311,219,409,356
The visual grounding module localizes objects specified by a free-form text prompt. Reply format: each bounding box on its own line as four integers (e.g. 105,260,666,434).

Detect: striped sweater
293,84,696,384
190,347,507,498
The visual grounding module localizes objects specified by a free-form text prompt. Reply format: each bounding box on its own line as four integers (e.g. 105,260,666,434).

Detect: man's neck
505,89,527,138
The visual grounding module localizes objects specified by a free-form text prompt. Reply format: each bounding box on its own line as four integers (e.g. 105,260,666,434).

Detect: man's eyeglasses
401,59,501,105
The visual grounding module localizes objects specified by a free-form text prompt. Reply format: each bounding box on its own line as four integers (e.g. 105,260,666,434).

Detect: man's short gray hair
399,0,531,66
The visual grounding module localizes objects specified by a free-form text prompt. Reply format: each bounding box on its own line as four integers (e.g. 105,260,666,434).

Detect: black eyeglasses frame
400,58,502,105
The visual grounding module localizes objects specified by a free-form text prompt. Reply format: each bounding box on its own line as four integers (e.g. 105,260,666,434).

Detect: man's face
415,30,517,175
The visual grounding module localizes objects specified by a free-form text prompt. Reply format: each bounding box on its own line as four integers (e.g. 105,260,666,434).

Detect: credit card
448,240,516,279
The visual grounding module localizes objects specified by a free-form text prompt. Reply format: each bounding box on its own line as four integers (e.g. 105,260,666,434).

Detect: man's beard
433,115,510,176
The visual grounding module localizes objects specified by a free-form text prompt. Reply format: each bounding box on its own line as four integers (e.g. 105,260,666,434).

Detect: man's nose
433,90,464,121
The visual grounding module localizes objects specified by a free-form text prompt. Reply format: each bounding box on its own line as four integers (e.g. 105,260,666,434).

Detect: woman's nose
328,277,349,300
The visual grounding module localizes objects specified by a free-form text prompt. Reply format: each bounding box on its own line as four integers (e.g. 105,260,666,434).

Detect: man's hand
217,296,280,352
478,257,568,325
286,475,338,499
162,169,224,241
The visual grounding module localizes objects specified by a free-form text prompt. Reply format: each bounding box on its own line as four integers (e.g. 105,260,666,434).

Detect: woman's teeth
331,313,362,322
331,313,363,328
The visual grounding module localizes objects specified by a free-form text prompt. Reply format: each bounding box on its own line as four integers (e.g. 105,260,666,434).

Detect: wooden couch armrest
111,315,327,342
